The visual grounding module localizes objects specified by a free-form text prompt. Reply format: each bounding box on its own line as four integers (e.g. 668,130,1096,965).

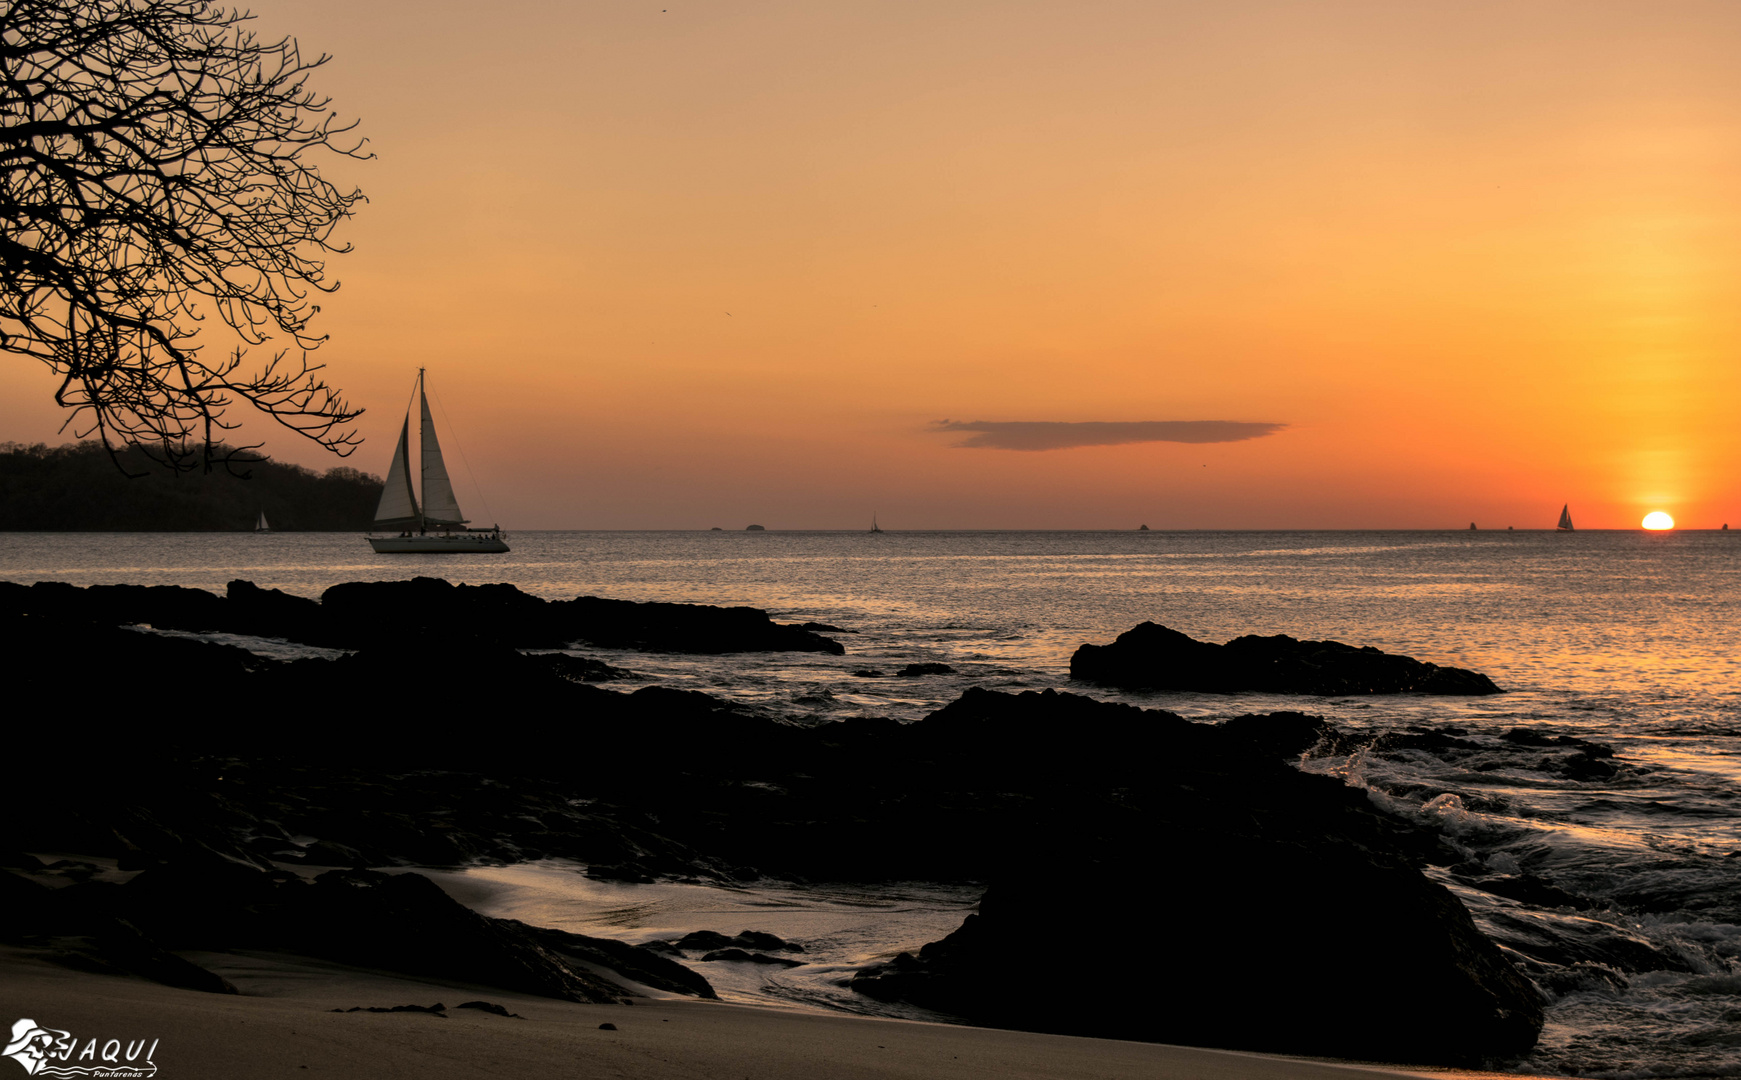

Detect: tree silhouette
0,0,369,474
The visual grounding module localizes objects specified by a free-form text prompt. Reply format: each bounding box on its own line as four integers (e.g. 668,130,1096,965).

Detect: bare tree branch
0,0,369,473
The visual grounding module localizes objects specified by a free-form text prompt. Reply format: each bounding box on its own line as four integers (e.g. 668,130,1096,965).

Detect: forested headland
0,441,383,530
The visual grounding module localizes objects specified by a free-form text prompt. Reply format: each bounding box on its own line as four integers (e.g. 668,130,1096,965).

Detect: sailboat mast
416,368,426,534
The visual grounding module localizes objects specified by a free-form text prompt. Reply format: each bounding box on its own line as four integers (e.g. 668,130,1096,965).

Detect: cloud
931,419,1287,451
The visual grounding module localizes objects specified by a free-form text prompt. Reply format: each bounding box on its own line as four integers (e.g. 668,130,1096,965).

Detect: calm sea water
5,529,1738,1078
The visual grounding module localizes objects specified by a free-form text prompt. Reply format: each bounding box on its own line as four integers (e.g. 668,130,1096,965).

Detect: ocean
6,529,1738,1078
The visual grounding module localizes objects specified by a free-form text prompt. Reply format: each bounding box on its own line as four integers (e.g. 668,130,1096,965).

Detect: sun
1642,511,1675,530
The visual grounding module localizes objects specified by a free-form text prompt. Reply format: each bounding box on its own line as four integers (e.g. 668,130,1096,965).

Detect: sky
5,0,1741,529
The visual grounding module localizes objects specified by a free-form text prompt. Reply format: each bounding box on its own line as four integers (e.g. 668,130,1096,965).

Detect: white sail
419,388,467,526
373,416,420,527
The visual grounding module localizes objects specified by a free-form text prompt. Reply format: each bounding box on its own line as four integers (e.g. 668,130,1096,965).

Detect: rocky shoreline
3,577,1544,1068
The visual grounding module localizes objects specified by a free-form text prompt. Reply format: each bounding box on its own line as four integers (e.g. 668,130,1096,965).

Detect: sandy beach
0,945,1541,1080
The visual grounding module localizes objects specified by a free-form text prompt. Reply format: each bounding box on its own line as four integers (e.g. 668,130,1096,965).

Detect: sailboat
254,510,271,533
869,514,884,534
1556,504,1574,532
367,370,509,553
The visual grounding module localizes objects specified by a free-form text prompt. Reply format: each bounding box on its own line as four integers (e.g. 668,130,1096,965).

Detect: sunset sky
5,0,1741,529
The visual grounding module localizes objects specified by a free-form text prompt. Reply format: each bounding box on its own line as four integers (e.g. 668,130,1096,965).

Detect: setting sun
1642,512,1676,530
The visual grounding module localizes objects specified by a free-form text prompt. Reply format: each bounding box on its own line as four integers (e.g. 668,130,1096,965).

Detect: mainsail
419,389,467,525
371,371,470,531
1557,504,1574,531
372,415,421,528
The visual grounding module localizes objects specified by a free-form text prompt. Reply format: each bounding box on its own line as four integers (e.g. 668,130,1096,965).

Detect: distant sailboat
1556,504,1574,532
367,370,508,553
869,514,884,534
254,510,271,533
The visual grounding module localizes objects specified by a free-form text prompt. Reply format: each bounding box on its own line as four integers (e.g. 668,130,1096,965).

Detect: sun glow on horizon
1642,511,1676,530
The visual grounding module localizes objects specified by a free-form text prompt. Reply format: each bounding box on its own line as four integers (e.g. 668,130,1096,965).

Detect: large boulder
852,837,1543,1066
1070,622,1501,694
848,688,1542,1067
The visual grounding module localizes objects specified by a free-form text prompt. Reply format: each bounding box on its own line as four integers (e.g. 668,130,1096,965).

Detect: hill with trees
0,442,383,530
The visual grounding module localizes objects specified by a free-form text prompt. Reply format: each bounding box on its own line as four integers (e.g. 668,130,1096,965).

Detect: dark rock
897,662,954,676
700,948,804,968
598,1022,618,1030
511,921,716,999
801,621,854,633
854,842,1541,1066
638,939,684,956
847,689,1542,1067
5,576,842,658
673,929,802,956
336,1003,446,1015
226,579,330,644
2,869,238,994
534,652,637,682
1500,729,1615,757
1217,711,1341,757
456,1001,523,1018
745,525,766,531
288,870,633,1003
1557,752,1619,781
852,669,885,677
1070,622,1502,695
554,595,843,655
731,930,803,953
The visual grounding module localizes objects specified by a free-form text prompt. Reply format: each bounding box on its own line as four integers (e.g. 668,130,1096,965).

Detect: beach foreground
0,947,1533,1080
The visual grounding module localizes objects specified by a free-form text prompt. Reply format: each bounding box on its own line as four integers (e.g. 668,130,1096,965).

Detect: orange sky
5,0,1741,528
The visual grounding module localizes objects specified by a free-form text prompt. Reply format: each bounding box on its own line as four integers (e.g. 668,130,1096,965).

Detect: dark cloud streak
932,419,1287,451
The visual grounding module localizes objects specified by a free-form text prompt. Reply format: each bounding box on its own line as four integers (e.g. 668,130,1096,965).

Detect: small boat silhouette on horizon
1556,504,1574,532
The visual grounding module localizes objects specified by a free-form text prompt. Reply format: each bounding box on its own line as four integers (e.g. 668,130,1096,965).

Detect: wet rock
555,595,843,655
898,662,955,676
732,930,803,953
1070,622,1502,695
672,929,803,955
1500,728,1615,757
286,871,636,1003
335,1003,446,1016
511,921,716,999
1557,752,1620,781
701,948,804,968
456,1001,524,1018
849,689,1542,1068
226,579,330,645
852,669,885,677
638,939,684,956
5,576,842,657
535,653,637,682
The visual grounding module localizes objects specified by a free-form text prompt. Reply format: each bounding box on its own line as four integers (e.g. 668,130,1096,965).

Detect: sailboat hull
368,534,510,554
